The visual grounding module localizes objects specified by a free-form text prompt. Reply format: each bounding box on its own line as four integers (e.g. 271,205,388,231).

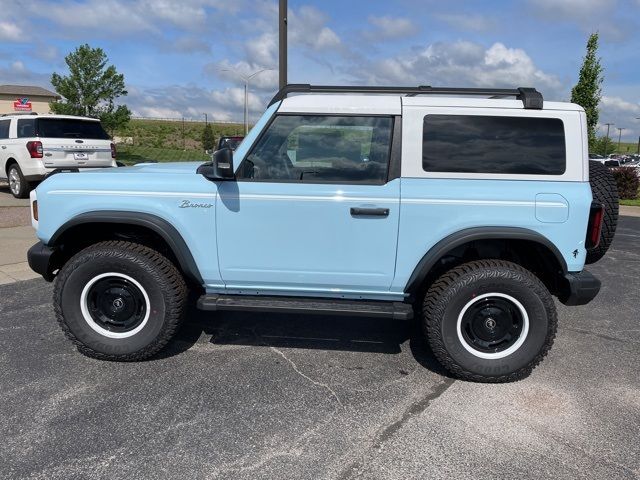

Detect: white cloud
434,13,495,32
351,41,562,97
365,16,418,40
0,21,22,41
598,96,640,141
127,84,264,122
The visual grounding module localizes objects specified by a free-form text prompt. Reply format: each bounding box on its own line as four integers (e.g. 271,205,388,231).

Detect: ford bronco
27,85,619,382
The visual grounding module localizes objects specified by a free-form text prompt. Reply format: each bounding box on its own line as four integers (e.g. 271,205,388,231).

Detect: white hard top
278,94,583,115
279,95,401,115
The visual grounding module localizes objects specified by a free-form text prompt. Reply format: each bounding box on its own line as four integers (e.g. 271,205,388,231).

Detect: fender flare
404,227,568,294
48,211,203,285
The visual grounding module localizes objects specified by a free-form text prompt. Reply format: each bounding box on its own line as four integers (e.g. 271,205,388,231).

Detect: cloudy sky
0,0,639,140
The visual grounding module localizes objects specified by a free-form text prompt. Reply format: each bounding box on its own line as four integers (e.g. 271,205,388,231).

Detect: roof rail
268,84,543,109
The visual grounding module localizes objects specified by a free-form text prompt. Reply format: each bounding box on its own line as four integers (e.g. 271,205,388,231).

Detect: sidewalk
0,225,39,285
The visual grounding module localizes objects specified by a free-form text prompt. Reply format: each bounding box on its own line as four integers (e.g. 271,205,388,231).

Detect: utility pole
279,0,287,89
604,122,614,156
203,113,208,126
636,118,640,154
616,127,625,153
221,68,273,134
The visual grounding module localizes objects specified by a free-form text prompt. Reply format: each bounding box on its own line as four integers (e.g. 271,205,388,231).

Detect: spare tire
586,161,619,264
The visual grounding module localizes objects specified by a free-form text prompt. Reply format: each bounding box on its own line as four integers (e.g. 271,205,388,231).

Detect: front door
216,114,400,296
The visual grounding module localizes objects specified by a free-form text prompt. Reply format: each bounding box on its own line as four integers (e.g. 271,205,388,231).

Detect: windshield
36,118,110,140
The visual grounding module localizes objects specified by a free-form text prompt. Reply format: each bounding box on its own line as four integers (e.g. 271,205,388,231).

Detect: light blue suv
27,85,619,382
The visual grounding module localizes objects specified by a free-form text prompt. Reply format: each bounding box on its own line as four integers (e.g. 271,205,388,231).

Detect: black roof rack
269,84,543,109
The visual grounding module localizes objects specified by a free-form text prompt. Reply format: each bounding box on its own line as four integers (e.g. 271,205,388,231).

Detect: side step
197,294,413,320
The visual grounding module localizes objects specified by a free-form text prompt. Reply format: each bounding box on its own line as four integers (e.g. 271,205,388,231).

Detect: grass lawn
620,198,640,207
117,145,209,165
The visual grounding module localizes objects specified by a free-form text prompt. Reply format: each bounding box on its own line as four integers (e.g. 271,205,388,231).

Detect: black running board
197,294,413,320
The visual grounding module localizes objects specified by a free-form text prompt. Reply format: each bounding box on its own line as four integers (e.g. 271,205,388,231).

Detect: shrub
611,168,639,200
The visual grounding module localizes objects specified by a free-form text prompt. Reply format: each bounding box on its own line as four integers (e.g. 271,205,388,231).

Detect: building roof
0,85,60,98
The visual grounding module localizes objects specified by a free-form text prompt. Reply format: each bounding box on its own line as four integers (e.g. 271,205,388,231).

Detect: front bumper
560,270,601,306
27,242,57,282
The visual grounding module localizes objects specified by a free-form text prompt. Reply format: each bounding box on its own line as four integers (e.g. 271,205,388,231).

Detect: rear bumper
27,241,57,282
560,270,601,306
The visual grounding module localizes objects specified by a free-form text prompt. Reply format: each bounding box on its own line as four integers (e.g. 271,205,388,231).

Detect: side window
17,118,36,138
0,120,10,140
422,115,566,175
238,115,393,184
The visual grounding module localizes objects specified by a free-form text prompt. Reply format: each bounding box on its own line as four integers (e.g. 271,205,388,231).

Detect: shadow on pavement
158,302,451,378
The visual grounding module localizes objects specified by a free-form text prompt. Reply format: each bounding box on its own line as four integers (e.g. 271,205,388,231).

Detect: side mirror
197,147,235,180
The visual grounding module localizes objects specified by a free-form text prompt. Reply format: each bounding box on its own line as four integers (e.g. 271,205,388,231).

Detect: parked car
216,135,244,152
0,113,116,198
27,84,618,383
604,159,621,168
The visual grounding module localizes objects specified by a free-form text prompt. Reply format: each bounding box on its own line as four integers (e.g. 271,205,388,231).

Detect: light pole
616,127,625,153
604,122,614,156
203,113,208,126
222,68,273,134
636,117,640,154
279,0,287,89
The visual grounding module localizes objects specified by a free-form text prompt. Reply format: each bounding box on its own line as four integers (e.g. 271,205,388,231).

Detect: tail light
586,202,605,249
110,142,116,159
26,141,43,158
32,200,38,221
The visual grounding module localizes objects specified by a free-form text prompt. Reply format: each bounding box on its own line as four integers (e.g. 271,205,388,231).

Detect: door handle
1,146,6,149
350,207,390,217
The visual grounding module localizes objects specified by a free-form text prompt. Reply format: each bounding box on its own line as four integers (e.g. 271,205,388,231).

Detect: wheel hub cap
87,277,147,333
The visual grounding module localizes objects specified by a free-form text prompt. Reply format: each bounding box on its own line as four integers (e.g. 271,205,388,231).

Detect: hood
108,162,204,175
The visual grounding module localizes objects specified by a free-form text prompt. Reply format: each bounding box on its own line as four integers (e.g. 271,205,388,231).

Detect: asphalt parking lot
1,216,639,479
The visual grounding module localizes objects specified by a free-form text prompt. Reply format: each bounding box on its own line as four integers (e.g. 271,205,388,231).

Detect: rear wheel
422,260,557,382
53,241,187,360
586,160,619,264
7,163,30,199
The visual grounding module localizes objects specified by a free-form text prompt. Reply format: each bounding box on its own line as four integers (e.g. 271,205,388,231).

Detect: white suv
0,113,116,198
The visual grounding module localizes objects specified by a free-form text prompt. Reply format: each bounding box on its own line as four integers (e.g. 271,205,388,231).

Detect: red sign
13,97,32,111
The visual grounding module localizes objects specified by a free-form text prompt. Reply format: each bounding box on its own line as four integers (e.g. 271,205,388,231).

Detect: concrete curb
620,205,640,217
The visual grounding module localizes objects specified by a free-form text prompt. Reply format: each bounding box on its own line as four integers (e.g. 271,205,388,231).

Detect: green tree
50,44,131,132
202,123,215,152
593,135,617,156
570,33,604,149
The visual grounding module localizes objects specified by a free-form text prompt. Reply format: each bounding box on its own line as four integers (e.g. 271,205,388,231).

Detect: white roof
278,94,583,114
279,95,401,115
0,113,99,121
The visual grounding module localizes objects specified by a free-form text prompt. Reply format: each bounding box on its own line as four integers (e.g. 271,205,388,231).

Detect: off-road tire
7,163,31,199
422,260,557,383
586,160,619,264
53,241,187,361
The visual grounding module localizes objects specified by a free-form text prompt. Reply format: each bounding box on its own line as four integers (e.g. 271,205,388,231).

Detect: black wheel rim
460,296,524,354
86,277,147,333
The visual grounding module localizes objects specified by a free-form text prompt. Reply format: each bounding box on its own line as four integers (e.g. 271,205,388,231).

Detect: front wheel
53,241,187,360
422,260,557,382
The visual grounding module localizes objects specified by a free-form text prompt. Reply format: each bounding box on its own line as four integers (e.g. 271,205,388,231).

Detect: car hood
111,162,205,175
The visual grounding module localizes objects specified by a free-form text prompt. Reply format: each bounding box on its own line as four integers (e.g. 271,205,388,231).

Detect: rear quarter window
422,115,566,175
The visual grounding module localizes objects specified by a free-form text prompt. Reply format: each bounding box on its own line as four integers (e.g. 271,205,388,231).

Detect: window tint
238,115,393,184
36,118,110,139
422,115,566,175
17,118,36,138
0,120,9,139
